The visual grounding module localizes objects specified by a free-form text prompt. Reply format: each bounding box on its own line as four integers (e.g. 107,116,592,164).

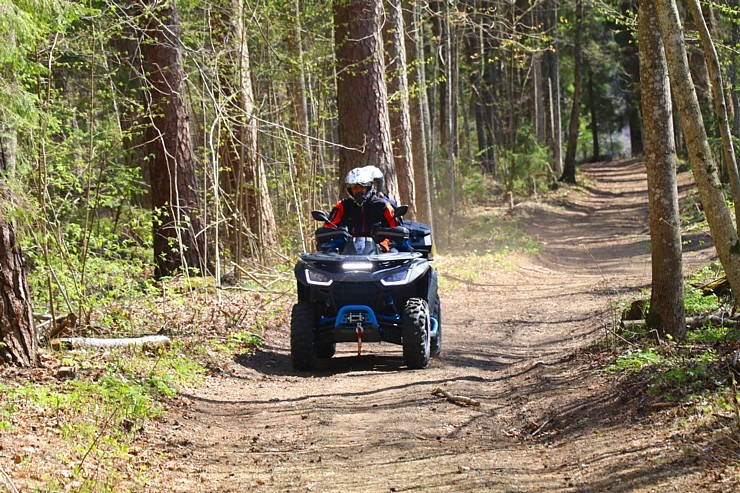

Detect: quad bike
290,207,441,370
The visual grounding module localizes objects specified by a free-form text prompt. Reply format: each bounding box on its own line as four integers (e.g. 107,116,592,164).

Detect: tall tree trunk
385,0,416,214
287,0,313,249
431,1,449,155
587,69,600,161
403,0,434,229
686,0,740,228
0,218,37,367
618,0,644,156
234,0,278,259
485,60,500,176
732,18,740,137
141,0,209,278
561,0,583,183
547,0,563,173
444,0,457,223
653,0,740,300
639,0,685,340
334,0,397,199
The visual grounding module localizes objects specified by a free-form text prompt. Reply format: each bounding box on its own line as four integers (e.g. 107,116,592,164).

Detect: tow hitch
347,313,365,356
334,305,379,356
355,323,363,356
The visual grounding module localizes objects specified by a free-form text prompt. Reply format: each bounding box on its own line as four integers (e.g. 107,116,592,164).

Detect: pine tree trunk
0,219,37,367
287,0,313,248
587,71,600,161
618,0,644,156
561,0,583,184
385,0,416,213
403,0,434,229
234,0,278,258
141,1,209,278
334,0,397,199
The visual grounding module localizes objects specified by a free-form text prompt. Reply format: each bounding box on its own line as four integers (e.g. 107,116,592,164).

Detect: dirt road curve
154,160,727,492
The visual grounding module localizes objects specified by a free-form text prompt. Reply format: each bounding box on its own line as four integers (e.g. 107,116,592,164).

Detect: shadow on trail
177,374,494,410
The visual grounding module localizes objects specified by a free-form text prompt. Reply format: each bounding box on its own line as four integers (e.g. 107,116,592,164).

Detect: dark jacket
326,194,399,237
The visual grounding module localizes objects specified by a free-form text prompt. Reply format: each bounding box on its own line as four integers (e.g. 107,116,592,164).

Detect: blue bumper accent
335,305,379,329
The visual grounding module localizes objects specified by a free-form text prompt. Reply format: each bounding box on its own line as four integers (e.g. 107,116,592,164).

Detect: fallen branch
53,335,171,349
432,388,481,407
0,464,19,493
531,417,553,437
621,314,740,331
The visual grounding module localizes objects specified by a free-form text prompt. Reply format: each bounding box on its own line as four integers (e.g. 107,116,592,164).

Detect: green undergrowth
600,265,740,456
1,263,281,491
0,344,207,491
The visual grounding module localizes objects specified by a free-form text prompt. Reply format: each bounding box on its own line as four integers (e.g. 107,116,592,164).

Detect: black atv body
290,210,441,370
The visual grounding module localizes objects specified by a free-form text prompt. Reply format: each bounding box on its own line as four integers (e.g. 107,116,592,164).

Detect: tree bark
286,0,313,249
638,0,686,339
587,70,600,162
141,0,209,278
403,0,434,229
685,0,740,228
561,0,583,184
618,0,644,156
547,0,563,172
653,0,740,302
217,0,278,264
385,0,416,215
334,0,398,200
0,219,37,367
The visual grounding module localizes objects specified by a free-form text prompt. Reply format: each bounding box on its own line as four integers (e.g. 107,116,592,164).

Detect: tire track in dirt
150,159,722,492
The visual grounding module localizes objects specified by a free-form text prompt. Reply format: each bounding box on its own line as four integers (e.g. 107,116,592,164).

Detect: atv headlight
306,269,333,286
380,269,411,286
342,261,373,271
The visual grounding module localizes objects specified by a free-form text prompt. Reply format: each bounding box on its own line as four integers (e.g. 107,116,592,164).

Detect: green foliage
0,345,205,489
600,263,740,441
678,188,708,232
23,207,155,320
498,124,552,195
606,348,663,373
684,285,720,317
0,346,201,436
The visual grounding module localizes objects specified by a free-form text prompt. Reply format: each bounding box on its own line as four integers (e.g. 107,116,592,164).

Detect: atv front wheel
315,341,336,359
291,302,318,371
402,298,431,369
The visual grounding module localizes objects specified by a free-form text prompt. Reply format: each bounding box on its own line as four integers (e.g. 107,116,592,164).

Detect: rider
361,165,401,217
325,167,399,252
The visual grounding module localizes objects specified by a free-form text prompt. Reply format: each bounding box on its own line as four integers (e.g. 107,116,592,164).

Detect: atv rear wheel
402,298,430,369
291,302,318,371
430,293,442,358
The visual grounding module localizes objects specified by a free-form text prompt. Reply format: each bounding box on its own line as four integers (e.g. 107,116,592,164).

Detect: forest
0,1,737,364
2,0,740,363
2,0,740,490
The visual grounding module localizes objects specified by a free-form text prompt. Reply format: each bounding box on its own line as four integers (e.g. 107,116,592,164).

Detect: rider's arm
326,201,345,228
377,201,400,252
382,202,399,228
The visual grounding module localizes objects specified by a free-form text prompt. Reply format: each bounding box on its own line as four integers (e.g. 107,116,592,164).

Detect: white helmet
361,165,385,194
345,167,376,205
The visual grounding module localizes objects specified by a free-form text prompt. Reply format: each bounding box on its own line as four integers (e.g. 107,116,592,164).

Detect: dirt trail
152,160,725,492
